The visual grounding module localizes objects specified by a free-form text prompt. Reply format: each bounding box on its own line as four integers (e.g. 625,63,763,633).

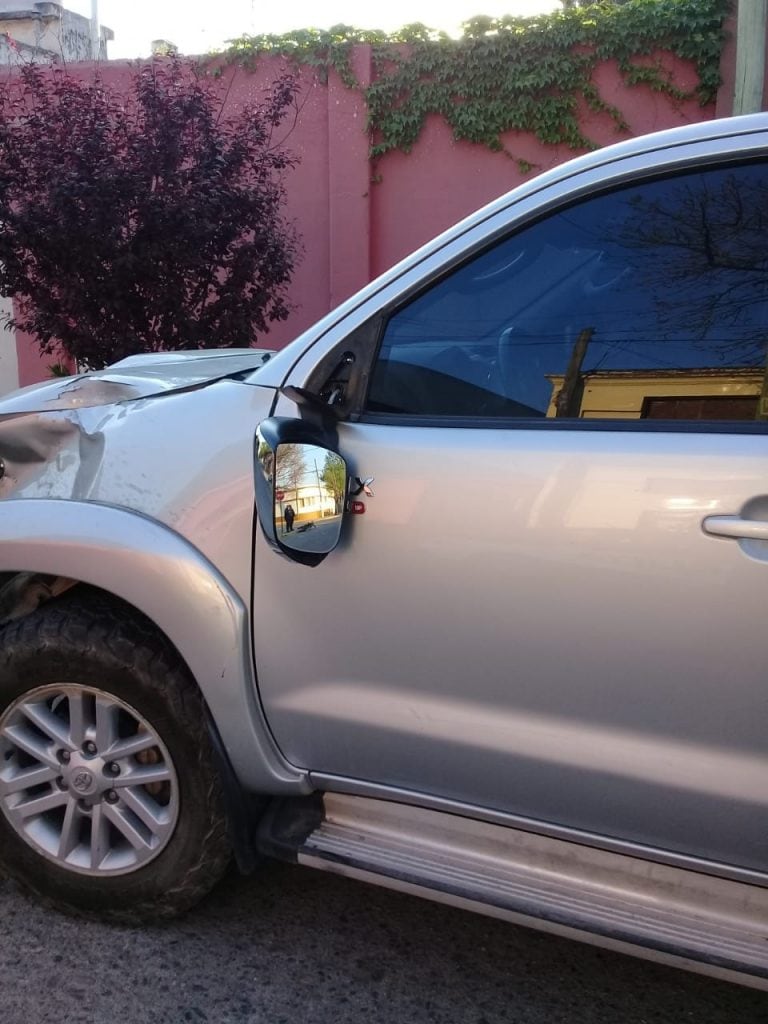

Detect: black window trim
361,413,768,434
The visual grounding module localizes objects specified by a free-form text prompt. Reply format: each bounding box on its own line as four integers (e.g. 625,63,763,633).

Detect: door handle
702,515,768,541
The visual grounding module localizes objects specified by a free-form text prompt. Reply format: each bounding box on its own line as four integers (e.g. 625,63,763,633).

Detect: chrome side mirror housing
255,418,348,566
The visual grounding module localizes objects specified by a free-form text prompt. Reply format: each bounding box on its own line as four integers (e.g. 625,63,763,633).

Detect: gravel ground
0,861,766,1024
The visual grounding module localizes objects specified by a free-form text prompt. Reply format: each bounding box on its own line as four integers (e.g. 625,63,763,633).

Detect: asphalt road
280,516,342,553
1,862,766,1024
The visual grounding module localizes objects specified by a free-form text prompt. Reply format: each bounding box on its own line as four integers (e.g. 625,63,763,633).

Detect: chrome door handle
702,515,768,541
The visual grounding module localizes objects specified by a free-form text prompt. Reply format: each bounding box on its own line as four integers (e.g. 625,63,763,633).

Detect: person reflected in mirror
284,504,295,532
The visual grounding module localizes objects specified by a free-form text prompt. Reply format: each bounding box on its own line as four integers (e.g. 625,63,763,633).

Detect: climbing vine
221,0,730,157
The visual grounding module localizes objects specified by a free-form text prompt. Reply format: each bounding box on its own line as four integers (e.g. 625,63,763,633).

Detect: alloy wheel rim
0,684,179,876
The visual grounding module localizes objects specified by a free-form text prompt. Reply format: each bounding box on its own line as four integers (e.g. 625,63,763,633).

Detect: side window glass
365,163,768,424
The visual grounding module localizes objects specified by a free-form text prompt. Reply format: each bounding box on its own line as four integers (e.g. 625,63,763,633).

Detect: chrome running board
269,793,768,990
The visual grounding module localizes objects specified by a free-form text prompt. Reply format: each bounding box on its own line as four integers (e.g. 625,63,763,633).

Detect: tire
0,588,231,921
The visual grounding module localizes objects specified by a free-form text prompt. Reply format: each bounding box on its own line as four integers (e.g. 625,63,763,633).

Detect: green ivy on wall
221,0,730,158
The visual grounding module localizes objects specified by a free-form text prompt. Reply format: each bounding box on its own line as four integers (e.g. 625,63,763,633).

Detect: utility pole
555,327,594,418
733,0,767,114
314,458,323,515
89,0,100,60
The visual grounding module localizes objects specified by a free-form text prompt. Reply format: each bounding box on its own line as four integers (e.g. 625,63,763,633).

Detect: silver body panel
0,116,767,979
254,117,768,878
255,422,768,873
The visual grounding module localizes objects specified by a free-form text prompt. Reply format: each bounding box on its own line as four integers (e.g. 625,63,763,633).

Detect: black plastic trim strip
359,413,768,435
256,794,325,864
205,710,268,874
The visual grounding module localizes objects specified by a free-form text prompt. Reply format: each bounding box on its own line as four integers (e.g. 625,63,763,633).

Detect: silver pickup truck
1,114,768,990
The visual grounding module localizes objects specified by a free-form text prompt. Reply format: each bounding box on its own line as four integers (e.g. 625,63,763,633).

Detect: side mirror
274,443,346,554
255,419,348,566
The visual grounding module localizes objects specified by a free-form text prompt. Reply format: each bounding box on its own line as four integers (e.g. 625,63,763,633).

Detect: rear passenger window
366,162,768,425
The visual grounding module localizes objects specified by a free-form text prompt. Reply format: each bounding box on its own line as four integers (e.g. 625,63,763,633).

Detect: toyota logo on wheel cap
71,769,96,795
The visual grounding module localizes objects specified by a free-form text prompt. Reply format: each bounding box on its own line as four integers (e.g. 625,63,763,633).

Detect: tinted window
366,163,768,424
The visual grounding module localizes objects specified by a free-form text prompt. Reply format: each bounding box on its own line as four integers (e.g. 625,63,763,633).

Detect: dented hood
0,348,276,416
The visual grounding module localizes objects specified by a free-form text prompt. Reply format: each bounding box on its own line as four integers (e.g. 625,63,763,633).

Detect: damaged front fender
0,405,116,500
0,498,306,794
0,352,300,795
0,347,277,501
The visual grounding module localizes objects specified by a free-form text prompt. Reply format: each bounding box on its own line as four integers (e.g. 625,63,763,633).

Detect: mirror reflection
274,443,346,554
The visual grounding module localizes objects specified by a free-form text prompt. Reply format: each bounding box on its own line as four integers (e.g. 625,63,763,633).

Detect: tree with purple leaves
0,58,300,367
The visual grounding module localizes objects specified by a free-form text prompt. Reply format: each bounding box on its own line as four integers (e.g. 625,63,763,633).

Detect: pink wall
15,324,55,385
369,50,710,276
17,45,718,386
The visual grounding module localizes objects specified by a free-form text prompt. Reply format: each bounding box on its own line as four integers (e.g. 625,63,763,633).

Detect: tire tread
0,588,232,922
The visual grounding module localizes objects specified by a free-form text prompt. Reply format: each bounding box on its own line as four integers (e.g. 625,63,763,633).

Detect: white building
0,1,112,66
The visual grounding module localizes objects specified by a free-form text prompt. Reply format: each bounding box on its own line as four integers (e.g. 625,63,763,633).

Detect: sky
66,0,560,60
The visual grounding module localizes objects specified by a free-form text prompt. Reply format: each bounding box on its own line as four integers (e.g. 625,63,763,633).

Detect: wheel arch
0,498,307,795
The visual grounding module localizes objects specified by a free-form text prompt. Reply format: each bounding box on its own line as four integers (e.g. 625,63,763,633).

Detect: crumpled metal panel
0,347,277,507
0,348,276,415
0,410,84,498
0,367,277,608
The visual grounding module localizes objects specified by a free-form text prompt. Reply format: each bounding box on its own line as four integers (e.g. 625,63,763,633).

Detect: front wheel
0,590,231,921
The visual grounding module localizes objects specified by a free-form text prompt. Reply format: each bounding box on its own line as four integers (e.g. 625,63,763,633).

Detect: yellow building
546,368,765,421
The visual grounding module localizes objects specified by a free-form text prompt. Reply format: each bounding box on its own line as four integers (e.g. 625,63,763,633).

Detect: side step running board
258,793,768,990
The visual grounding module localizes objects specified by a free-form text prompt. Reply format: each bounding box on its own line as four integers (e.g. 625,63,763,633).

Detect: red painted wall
15,324,54,386
16,45,717,386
